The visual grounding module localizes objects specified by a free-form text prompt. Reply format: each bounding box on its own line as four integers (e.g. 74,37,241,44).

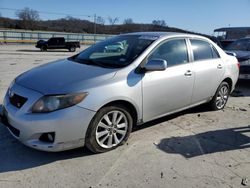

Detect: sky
0,0,250,35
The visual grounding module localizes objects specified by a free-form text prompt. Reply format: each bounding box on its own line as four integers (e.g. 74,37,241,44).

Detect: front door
142,38,195,122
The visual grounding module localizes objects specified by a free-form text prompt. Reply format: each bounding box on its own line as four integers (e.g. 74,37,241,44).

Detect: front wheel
69,46,76,52
40,46,47,51
208,81,230,110
117,48,122,52
85,106,133,153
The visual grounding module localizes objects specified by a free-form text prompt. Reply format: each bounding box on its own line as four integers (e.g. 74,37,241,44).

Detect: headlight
240,59,250,66
31,93,88,113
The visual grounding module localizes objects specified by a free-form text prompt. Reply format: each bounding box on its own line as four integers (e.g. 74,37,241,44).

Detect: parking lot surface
0,45,249,188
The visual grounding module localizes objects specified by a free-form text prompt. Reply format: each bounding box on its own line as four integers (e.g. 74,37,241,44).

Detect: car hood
36,40,46,44
16,59,117,94
227,50,250,61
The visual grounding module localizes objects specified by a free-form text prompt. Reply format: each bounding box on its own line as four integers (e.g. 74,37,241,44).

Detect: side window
48,38,56,45
190,39,219,61
148,39,189,67
58,38,64,45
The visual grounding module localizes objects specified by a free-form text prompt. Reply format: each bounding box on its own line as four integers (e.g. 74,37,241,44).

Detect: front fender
77,73,143,122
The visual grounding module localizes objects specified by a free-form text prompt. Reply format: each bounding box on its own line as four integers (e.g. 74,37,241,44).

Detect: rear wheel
85,106,133,153
208,81,230,110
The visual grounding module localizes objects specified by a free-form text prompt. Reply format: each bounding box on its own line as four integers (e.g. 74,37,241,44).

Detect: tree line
0,7,196,35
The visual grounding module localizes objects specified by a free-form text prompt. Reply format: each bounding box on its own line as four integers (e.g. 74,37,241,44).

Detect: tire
85,105,133,153
208,81,230,111
69,46,76,52
40,46,47,51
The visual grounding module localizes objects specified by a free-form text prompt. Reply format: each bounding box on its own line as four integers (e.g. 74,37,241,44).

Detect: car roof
121,32,206,39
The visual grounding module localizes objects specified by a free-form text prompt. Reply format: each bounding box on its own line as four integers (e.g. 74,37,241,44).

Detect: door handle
184,70,192,76
217,64,223,69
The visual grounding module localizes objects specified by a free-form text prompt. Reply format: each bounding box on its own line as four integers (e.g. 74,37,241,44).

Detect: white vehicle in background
104,42,125,52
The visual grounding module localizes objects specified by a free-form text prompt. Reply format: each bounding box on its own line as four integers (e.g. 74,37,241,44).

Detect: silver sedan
0,32,239,153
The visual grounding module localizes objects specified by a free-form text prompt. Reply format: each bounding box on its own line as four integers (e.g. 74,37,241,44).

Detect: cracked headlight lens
31,93,88,113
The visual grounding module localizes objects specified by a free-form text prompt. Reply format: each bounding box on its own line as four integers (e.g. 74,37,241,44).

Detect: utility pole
94,14,96,43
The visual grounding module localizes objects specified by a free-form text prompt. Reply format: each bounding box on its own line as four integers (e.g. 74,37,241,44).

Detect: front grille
240,66,250,74
9,93,28,108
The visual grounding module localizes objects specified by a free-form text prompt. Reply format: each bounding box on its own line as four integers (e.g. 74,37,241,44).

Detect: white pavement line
0,179,21,183
193,136,205,155
94,143,137,187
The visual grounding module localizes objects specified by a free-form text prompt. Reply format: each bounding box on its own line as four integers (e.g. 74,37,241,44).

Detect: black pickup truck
36,37,80,52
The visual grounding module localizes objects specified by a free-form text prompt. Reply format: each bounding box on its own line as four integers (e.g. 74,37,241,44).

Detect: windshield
226,38,250,51
68,35,156,68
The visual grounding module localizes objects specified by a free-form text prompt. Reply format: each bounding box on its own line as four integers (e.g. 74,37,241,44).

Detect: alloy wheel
215,85,229,109
95,110,128,149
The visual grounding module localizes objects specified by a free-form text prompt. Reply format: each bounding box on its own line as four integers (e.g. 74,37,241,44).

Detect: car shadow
156,125,250,158
0,120,93,173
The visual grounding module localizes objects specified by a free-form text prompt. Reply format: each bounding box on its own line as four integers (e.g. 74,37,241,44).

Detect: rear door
57,38,66,49
189,39,225,104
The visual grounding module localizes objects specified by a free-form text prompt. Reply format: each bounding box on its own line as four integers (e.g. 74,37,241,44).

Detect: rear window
190,39,219,61
226,38,250,51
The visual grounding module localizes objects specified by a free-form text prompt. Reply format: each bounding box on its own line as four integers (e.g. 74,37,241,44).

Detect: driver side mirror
143,59,167,71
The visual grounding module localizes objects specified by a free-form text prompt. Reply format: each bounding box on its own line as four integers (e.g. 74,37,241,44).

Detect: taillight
237,62,240,69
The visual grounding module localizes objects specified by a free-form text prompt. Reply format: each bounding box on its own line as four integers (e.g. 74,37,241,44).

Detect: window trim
211,45,220,59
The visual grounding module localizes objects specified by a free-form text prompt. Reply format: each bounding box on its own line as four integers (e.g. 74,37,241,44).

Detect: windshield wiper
68,57,111,68
100,62,127,68
69,57,127,68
